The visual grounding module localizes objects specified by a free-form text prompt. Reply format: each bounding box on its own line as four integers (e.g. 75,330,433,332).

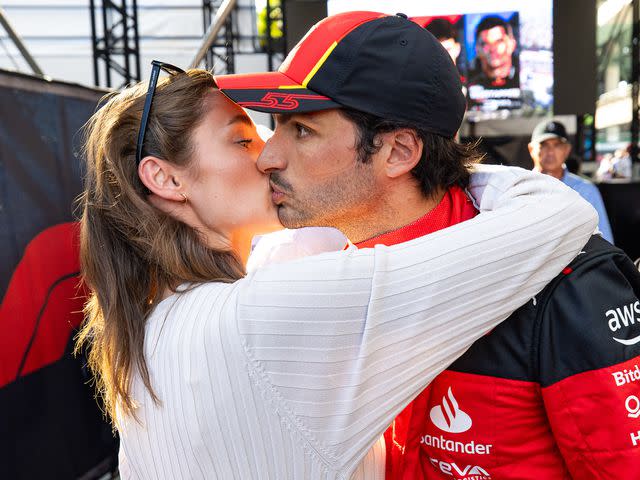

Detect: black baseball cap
215,11,466,138
531,120,569,144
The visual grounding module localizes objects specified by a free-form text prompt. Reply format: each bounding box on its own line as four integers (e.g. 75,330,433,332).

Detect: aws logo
606,300,640,345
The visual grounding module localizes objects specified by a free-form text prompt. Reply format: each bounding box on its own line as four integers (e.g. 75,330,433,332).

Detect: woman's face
184,90,281,241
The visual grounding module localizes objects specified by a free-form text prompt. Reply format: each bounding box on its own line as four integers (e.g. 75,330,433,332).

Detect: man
529,119,614,243
596,147,633,181
217,11,640,479
469,15,518,89
425,18,462,66
421,17,467,92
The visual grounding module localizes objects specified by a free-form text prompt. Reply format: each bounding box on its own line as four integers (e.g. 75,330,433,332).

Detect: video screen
327,0,553,121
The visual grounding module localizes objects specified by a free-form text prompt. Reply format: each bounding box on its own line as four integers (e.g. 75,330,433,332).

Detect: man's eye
295,123,311,138
236,139,252,148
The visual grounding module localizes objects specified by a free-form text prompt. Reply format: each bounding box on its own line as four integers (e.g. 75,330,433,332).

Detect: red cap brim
215,71,341,113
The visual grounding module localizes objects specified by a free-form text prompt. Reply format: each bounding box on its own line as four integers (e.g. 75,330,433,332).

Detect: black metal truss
90,0,141,89
202,0,236,74
200,0,286,75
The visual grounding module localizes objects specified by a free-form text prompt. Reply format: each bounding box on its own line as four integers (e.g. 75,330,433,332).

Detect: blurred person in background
422,17,467,96
597,152,616,181
596,146,633,181
529,119,614,244
425,18,462,66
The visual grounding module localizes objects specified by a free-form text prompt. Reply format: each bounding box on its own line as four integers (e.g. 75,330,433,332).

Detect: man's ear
527,143,535,157
507,35,517,54
381,129,423,179
138,155,186,202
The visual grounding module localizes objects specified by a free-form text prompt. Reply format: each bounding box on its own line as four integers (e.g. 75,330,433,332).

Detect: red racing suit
356,187,640,480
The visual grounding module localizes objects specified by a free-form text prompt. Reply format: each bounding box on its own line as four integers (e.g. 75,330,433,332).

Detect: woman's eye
236,139,252,148
295,123,311,138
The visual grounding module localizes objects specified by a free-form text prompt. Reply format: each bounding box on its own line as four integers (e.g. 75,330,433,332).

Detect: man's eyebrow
273,113,322,126
273,113,292,125
227,114,254,127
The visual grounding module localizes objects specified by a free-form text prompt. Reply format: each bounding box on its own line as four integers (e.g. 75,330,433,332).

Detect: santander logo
430,387,472,434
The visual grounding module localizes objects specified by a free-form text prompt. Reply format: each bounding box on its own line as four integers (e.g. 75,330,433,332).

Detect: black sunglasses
135,60,186,166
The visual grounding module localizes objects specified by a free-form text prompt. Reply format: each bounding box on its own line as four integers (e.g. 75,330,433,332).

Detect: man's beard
270,163,377,231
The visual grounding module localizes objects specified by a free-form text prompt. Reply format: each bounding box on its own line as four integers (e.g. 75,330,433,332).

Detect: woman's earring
180,192,188,204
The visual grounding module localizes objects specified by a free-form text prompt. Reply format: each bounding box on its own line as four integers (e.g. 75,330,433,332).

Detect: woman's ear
138,156,185,202
382,129,423,179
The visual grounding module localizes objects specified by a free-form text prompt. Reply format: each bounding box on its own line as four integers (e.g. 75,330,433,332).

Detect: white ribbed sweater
117,166,597,480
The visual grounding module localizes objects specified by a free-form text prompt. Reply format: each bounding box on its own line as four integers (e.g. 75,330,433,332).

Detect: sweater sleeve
231,165,597,475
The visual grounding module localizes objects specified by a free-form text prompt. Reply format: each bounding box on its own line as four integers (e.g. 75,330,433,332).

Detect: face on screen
476,25,516,79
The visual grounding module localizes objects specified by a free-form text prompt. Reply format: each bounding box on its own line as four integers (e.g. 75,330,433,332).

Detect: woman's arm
232,165,597,474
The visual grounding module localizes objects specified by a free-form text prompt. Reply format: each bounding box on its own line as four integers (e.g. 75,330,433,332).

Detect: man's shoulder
536,235,640,387
537,234,625,301
448,236,639,383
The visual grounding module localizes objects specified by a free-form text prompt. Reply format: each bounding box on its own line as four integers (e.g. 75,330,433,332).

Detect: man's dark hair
340,107,483,198
425,18,457,42
475,16,513,41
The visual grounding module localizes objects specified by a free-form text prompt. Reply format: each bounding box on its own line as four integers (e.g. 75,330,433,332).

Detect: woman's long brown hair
76,69,245,423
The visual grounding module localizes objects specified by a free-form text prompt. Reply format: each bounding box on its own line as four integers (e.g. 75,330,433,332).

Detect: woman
77,66,596,479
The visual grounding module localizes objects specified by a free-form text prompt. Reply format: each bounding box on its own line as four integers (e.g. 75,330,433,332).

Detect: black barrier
0,70,105,298
0,70,118,479
598,182,640,261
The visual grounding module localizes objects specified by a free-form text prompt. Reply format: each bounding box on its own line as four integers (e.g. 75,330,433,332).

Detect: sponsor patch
605,300,640,345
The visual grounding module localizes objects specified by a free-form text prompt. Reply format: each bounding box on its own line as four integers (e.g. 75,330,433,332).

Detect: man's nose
257,137,287,173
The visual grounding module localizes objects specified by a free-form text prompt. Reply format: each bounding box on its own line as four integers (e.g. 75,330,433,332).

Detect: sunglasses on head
135,60,186,166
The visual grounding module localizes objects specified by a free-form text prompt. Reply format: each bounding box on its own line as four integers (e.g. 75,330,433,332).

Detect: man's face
440,38,461,64
256,110,381,230
476,26,516,79
528,137,571,176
